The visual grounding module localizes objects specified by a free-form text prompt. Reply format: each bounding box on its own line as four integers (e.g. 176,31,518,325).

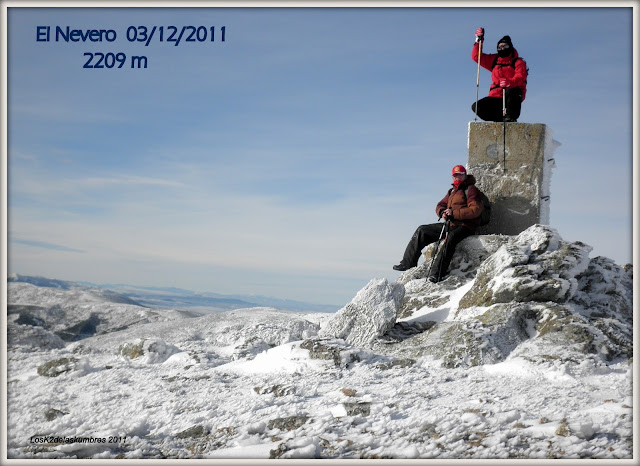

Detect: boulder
37,357,80,377
118,338,182,364
320,278,404,347
458,225,592,309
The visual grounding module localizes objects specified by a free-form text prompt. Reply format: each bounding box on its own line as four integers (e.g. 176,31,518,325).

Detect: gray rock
37,357,79,377
267,415,309,432
320,278,404,347
117,339,182,364
526,303,596,357
458,225,592,309
299,338,361,367
175,425,209,439
232,337,272,361
376,224,632,368
253,384,296,397
374,358,417,370
118,341,145,359
343,402,371,417
44,408,68,421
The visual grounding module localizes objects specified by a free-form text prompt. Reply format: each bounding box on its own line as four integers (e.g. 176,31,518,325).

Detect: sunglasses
497,44,510,51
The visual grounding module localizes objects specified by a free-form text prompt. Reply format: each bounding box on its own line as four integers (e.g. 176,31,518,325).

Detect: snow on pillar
467,122,560,235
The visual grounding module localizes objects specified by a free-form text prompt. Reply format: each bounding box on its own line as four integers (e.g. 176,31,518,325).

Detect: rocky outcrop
319,279,404,347
37,357,80,377
457,226,591,309
118,339,182,364
337,225,632,369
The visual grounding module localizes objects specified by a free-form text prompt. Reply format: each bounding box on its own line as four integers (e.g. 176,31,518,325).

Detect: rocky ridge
319,224,633,369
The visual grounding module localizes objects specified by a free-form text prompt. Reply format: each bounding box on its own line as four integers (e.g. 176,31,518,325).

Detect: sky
3,2,637,306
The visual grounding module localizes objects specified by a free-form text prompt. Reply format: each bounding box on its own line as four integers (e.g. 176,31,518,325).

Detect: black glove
475,27,484,43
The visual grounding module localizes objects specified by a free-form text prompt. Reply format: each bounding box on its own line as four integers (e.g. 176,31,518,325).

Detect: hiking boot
393,263,412,272
429,273,448,283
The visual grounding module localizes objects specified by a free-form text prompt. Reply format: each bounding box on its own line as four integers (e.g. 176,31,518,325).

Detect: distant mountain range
7,274,340,314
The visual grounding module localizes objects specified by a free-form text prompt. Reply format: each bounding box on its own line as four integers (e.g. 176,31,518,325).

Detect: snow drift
6,225,633,459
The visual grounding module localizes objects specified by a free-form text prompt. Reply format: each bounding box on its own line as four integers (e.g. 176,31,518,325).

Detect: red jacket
436,175,484,230
472,42,528,101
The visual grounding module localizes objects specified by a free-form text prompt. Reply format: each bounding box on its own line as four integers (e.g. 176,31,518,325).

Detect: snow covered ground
6,285,633,460
5,225,635,461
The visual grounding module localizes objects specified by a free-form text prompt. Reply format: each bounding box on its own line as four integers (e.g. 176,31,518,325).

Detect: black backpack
464,187,492,226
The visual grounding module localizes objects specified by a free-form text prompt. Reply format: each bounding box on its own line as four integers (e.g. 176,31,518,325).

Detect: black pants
471,87,522,122
400,223,474,278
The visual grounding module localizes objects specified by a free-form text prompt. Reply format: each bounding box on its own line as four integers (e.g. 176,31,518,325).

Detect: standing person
393,165,484,283
471,28,528,122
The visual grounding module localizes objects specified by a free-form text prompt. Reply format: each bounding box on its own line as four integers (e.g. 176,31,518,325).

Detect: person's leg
504,88,523,121
472,96,503,122
394,223,445,271
429,226,474,281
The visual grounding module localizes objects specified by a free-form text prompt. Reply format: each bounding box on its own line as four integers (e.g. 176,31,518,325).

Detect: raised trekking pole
426,220,447,280
474,35,483,121
502,87,507,173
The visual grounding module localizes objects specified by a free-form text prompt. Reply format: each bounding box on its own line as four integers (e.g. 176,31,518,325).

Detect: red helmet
452,165,467,175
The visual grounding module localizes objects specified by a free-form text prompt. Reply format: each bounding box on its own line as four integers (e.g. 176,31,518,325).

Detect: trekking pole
474,39,483,121
502,87,507,173
436,220,451,282
426,220,447,279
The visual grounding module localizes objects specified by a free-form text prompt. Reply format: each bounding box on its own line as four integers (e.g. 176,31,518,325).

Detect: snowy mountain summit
322,224,632,368
7,224,633,460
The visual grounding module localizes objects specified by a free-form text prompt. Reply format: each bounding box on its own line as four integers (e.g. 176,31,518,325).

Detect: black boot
428,273,448,283
393,263,412,272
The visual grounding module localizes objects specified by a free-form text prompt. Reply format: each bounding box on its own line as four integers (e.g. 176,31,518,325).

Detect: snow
218,341,330,375
5,226,634,460
7,313,632,459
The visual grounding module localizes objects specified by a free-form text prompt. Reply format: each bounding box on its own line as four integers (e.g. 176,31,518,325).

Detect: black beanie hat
497,35,513,49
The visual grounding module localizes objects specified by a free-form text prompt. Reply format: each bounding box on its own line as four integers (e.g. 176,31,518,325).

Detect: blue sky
4,4,636,306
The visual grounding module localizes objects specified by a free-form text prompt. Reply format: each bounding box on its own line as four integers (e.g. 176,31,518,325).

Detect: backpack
464,187,492,226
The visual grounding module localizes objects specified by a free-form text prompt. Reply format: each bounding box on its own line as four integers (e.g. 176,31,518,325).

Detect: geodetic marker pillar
467,122,560,235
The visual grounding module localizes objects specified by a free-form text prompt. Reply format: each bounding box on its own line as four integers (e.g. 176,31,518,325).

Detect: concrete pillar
467,122,560,235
